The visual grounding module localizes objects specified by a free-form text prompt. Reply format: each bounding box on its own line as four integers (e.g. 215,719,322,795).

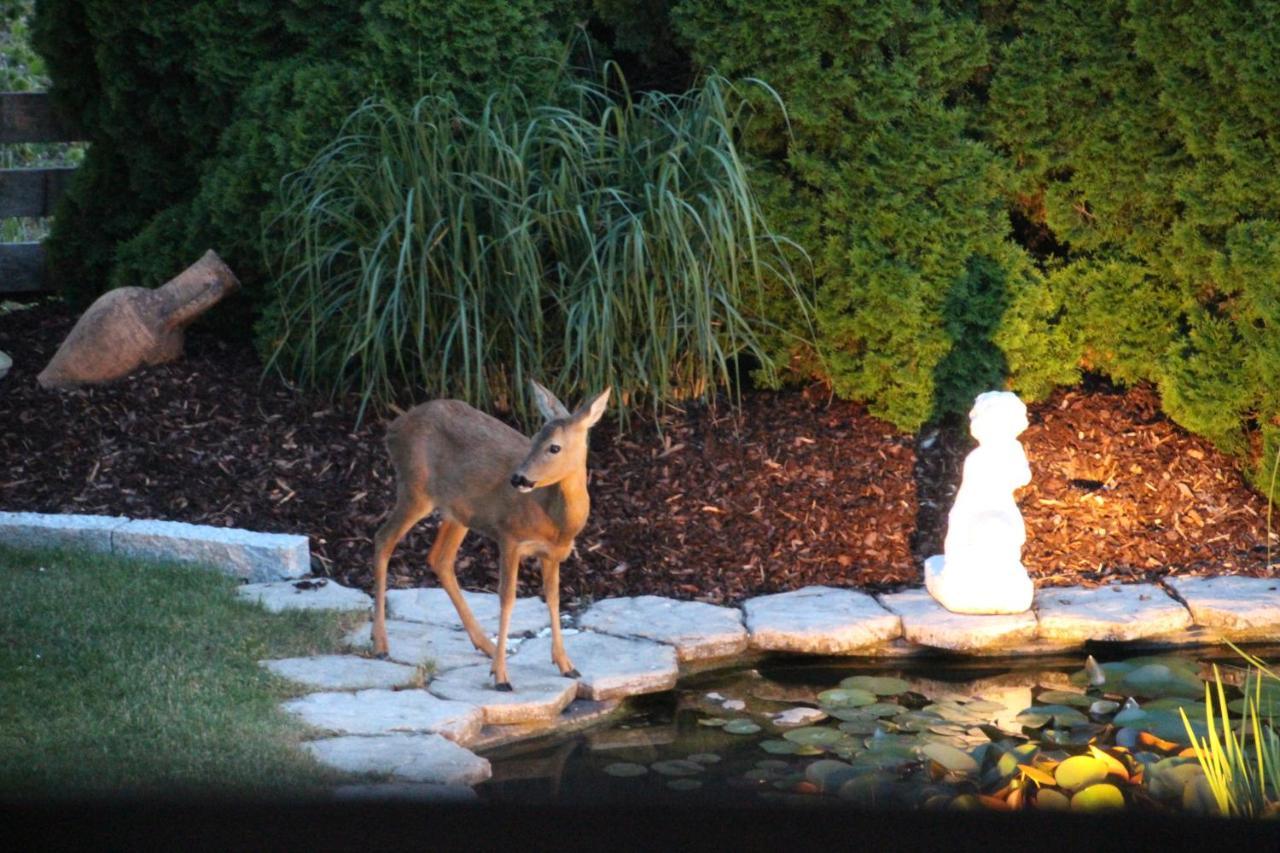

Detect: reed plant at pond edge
261,64,810,423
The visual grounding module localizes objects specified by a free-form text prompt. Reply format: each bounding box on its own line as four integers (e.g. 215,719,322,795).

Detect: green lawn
0,544,362,800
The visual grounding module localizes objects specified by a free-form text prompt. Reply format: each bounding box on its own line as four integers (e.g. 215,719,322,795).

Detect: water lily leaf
1089,699,1120,716
1119,664,1203,700
1182,774,1219,815
651,759,704,776
839,675,909,695
666,778,702,791
604,762,648,777
1070,783,1124,811
698,717,729,727
760,739,799,755
996,751,1019,779
723,719,762,735
1034,788,1071,811
805,759,861,791
964,699,1007,715
1054,755,1109,790
1018,764,1056,786
893,710,945,732
1087,745,1129,781
921,743,978,774
818,687,876,708
1036,690,1092,708
1069,660,1135,689
1021,704,1090,728
688,753,721,764
756,759,790,770
1015,710,1052,729
782,726,844,746
837,718,881,736
861,702,904,717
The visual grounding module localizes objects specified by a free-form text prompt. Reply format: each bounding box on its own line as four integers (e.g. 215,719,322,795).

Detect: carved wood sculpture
37,250,239,388
373,381,612,691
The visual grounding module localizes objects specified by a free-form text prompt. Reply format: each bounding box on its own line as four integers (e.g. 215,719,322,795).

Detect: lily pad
1035,788,1071,811
604,762,648,777
783,726,844,747
760,739,799,755
688,753,721,764
1118,664,1204,700
1071,783,1124,811
666,778,702,791
840,675,909,695
1017,704,1089,728
1089,699,1120,716
818,687,877,708
921,743,978,774
837,717,881,736
1036,690,1092,708
698,717,729,727
861,702,905,717
650,759,704,777
1054,755,1109,791
724,719,762,735
1069,660,1135,689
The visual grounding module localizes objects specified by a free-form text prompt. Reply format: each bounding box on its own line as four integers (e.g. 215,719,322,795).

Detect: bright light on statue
924,391,1035,614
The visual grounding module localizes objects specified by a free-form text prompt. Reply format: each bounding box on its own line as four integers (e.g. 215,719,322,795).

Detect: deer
371,381,612,691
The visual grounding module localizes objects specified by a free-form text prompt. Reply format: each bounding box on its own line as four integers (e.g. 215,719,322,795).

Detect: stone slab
878,588,1038,653
742,585,902,654
516,632,678,701
332,782,480,803
428,661,576,724
305,734,490,786
1034,583,1192,644
577,595,748,662
0,511,127,554
386,587,551,637
113,519,309,582
281,689,482,743
238,579,371,613
345,620,493,674
261,655,420,691
1165,575,1280,642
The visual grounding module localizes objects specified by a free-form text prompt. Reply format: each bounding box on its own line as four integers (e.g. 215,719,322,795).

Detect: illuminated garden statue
924,391,1035,614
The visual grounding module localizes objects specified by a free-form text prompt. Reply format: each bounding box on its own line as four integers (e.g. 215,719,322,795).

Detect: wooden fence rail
1,92,84,294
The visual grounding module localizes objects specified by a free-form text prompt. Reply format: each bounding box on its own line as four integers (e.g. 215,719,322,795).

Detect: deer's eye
547,444,561,454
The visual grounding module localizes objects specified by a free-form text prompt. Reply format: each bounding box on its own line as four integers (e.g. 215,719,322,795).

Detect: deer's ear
573,387,612,429
530,380,570,422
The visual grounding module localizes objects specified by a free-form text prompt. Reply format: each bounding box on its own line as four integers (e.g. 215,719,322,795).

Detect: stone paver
1165,575,1280,642
428,660,577,724
281,689,482,743
305,734,490,786
261,655,419,691
113,519,309,581
0,511,127,554
332,782,480,803
516,632,678,701
345,620,493,673
879,588,1038,653
742,585,902,653
1034,583,1192,643
238,579,371,613
387,588,550,636
577,595,748,662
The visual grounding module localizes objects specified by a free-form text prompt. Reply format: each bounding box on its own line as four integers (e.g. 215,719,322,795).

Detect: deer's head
509,382,611,493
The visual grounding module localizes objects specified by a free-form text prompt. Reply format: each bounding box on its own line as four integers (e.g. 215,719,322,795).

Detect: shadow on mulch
1,299,1275,609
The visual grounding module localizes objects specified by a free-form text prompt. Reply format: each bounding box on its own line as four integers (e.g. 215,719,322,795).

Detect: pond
478,646,1280,816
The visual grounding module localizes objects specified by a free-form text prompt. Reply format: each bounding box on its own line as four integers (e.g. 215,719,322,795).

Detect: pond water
478,646,1280,815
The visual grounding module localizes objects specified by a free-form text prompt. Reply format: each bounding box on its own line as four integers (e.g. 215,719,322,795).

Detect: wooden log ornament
37,250,240,388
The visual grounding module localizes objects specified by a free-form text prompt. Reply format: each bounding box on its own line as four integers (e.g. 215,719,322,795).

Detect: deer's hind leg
428,519,496,657
372,490,433,658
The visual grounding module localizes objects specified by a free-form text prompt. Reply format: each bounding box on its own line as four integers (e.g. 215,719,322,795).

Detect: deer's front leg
540,556,578,678
492,542,521,691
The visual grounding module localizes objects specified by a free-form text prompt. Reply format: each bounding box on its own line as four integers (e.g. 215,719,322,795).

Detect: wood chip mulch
1,301,1275,610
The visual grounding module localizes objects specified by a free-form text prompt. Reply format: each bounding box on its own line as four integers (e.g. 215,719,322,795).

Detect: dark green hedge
30,0,1280,486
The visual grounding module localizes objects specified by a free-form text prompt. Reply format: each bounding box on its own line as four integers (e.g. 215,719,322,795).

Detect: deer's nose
510,473,534,490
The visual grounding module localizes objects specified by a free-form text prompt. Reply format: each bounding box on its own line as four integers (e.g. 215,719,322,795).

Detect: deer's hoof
374,651,389,661
495,681,513,692
563,668,581,679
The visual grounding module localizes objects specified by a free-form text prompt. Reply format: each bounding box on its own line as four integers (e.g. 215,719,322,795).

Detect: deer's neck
544,467,590,541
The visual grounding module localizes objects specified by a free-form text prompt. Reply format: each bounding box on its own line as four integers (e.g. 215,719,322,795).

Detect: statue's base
923,555,1034,615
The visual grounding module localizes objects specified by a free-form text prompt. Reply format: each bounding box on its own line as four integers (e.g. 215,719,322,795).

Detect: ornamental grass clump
261,64,809,422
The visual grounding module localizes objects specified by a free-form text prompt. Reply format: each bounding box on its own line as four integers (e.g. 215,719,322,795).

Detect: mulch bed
2,300,1276,609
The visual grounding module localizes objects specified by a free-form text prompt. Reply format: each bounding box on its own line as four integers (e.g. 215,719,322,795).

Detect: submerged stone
742,586,902,654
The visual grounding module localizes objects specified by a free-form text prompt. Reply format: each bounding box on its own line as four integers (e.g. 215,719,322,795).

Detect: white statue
924,391,1035,614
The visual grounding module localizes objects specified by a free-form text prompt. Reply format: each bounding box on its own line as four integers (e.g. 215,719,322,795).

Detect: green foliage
0,545,356,798
261,67,809,420
671,0,1027,429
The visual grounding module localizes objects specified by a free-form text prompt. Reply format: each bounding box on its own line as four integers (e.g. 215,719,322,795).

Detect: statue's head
969,391,1028,445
